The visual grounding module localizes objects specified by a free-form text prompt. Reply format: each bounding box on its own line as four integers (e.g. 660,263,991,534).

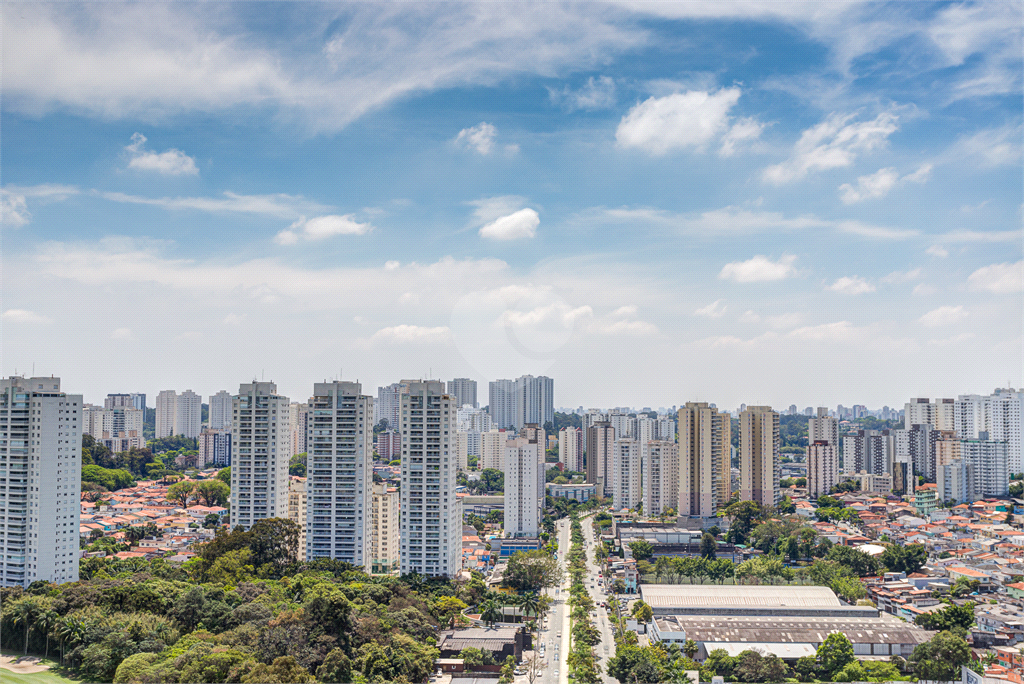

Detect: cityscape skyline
2,3,1020,410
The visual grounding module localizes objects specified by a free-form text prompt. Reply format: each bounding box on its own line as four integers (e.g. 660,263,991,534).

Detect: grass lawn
0,651,80,684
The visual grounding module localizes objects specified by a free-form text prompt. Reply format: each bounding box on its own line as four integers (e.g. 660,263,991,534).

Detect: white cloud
881,268,921,285
942,125,1023,168
694,300,727,318
935,230,1020,243
275,215,372,244
548,76,617,111
968,261,1024,294
467,196,529,225
371,324,451,344
611,305,637,317
763,111,899,184
454,123,498,155
124,133,198,175
98,189,331,219
834,220,918,240
384,260,401,270
719,117,765,157
918,305,967,326
912,284,938,297
1,184,80,227
110,327,135,340
839,164,933,204
926,245,949,258
616,88,760,155
479,208,540,241
2,309,52,324
787,321,858,341
829,276,875,294
719,254,798,283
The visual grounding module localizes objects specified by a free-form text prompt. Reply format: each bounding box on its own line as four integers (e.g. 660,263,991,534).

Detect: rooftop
640,584,842,609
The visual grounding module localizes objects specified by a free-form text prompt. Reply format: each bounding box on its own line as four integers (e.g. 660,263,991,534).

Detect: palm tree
479,599,502,627
56,616,85,666
518,593,541,626
12,598,39,655
38,610,59,660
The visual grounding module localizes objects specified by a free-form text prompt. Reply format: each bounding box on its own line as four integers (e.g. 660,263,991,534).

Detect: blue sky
2,1,1021,410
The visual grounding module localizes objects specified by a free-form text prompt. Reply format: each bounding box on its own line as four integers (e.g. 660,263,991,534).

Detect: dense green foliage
0,516,521,684
81,464,137,491
289,453,307,477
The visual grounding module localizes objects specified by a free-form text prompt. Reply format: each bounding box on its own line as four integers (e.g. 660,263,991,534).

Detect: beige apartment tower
808,407,839,446
288,476,307,558
586,421,615,498
806,440,839,498
371,481,400,574
678,402,732,518
739,405,780,507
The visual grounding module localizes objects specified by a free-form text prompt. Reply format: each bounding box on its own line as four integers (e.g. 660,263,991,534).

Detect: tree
831,576,867,603
247,518,301,571
915,602,976,631
794,656,818,681
203,513,222,529
316,649,353,683
194,479,230,507
629,539,654,563
826,545,879,577
723,500,763,543
166,480,196,508
479,599,502,627
217,467,231,485
816,632,855,677
683,639,698,660
11,598,39,655
704,649,736,678
240,655,315,683
912,631,970,680
504,550,563,592
951,576,981,597
700,532,717,560
880,543,928,574
289,453,307,477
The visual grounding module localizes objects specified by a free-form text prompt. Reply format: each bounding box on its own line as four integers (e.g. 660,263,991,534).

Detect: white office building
175,390,202,439
447,378,478,409
209,390,232,430
505,435,542,538
612,438,642,510
155,389,177,438
0,377,81,587
399,380,462,578
644,440,679,517
305,381,373,568
230,382,291,530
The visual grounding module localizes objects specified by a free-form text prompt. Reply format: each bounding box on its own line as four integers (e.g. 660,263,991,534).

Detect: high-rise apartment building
456,405,492,432
289,402,309,457
175,390,202,439
488,379,516,429
514,375,554,430
961,433,1009,498
104,393,145,410
0,376,81,587
288,476,307,558
905,398,955,431
559,427,583,472
453,431,470,471
843,430,892,476
806,440,839,499
608,412,634,440
480,429,508,470
739,406,780,507
375,430,401,462
643,441,679,517
581,409,606,454
305,381,372,568
399,380,461,578
936,460,972,504
655,417,676,443
155,389,177,438
209,390,232,430
371,481,400,574
230,382,291,530
954,389,1024,474
505,434,543,537
447,378,478,408
611,438,641,510
375,383,402,429
808,407,839,446
586,421,614,498
197,428,232,468
678,402,732,518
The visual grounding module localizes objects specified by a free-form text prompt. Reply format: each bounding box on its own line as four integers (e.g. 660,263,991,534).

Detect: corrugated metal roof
715,642,817,658
640,584,842,608
654,615,932,645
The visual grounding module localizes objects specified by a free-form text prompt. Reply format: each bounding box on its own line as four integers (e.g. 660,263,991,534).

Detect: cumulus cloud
125,133,198,175
829,276,875,294
763,111,899,184
454,123,498,155
616,88,761,155
719,254,798,283
549,76,617,111
479,208,540,241
968,261,1023,294
371,324,451,344
694,300,727,318
918,305,967,326
839,164,932,203
2,309,52,324
275,214,372,244
1,184,80,227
